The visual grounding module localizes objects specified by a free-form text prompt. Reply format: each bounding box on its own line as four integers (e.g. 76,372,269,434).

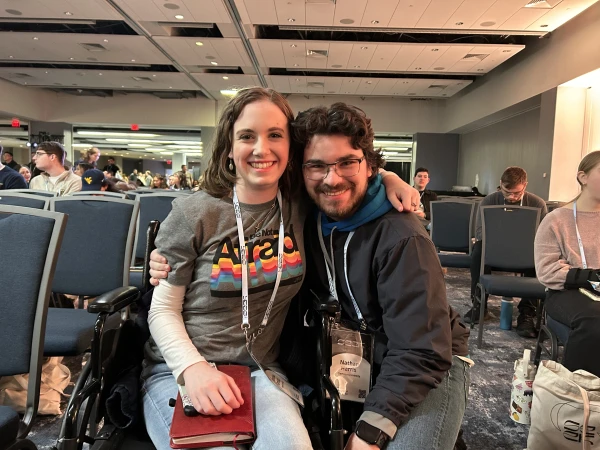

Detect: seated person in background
74,162,94,177
2,150,21,171
19,166,32,185
413,167,437,221
464,166,547,338
0,145,27,189
151,175,167,189
535,151,600,377
81,169,108,192
294,103,470,450
102,157,121,177
142,88,418,450
29,142,82,195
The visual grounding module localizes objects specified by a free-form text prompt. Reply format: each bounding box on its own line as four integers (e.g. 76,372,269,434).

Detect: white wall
457,108,550,197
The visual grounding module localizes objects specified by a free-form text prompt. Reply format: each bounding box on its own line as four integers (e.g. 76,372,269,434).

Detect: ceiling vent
307,81,325,88
131,76,153,82
79,43,108,52
428,84,448,89
461,53,489,62
524,0,560,8
11,73,33,79
306,49,328,57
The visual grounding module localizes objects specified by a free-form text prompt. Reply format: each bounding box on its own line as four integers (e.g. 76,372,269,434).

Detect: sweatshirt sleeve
364,235,452,434
534,215,569,290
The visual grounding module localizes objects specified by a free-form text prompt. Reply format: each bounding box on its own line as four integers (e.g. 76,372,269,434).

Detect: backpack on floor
0,356,71,415
527,360,600,450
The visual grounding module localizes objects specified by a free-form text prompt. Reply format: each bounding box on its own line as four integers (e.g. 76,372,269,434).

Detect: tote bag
527,360,600,450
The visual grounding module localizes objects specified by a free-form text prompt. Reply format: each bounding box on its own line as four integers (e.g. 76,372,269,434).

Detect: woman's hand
380,170,420,213
182,361,245,415
149,249,171,286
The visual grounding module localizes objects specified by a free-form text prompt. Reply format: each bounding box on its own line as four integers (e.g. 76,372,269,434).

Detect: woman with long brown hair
535,150,600,376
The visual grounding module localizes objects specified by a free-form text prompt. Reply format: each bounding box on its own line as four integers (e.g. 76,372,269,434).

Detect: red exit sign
11,118,20,127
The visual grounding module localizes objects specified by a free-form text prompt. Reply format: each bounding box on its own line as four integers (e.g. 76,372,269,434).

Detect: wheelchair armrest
88,286,140,314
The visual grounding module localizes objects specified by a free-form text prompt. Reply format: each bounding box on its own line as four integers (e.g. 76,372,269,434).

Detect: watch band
355,420,390,449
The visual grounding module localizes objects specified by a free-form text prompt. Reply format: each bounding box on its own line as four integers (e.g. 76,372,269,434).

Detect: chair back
132,192,179,260
430,201,474,253
0,206,66,432
480,205,541,274
0,192,49,209
70,191,126,199
50,196,139,296
8,189,58,198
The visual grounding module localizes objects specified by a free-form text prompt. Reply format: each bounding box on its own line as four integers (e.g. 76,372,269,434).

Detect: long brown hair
574,150,600,201
200,87,297,199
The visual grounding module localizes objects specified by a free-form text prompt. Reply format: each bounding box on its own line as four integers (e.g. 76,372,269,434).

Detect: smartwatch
355,420,390,449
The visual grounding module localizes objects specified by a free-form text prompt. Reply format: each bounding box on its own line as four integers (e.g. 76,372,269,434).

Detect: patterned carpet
27,268,535,450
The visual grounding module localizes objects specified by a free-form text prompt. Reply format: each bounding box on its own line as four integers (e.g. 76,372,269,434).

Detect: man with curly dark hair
293,103,470,450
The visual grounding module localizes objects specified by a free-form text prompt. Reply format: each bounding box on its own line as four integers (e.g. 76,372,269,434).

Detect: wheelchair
56,221,364,450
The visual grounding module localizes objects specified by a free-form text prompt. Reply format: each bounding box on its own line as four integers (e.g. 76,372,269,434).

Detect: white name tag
329,324,373,403
265,369,305,407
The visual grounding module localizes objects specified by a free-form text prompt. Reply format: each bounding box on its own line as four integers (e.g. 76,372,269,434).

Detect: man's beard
310,180,366,221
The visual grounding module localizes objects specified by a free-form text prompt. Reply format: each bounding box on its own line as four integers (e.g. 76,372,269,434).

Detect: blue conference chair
430,200,475,268
0,206,67,450
0,192,49,210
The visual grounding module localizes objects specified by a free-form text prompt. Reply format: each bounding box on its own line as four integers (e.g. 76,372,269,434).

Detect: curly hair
200,87,298,199
291,103,384,180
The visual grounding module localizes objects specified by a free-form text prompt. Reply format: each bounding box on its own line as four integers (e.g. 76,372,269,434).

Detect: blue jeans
141,363,312,450
387,356,470,450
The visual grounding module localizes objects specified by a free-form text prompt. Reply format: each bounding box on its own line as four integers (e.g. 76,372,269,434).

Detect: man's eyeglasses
302,157,365,181
34,151,49,157
500,186,525,198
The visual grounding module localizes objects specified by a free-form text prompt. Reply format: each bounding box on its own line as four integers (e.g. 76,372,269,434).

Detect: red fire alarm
11,118,20,127
131,124,139,131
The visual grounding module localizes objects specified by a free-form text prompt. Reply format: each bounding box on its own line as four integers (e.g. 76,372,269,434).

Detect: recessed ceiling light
121,85,125,88
354,65,360,68
98,73,103,76
33,37,38,40
45,71,48,74
371,20,379,24
414,67,422,70
361,46,368,50
455,22,463,25
103,39,109,43
131,59,136,62
195,42,203,46
366,81,372,84
294,64,299,67
288,18,295,22
223,76,229,80
169,86,173,89
70,57,74,60
502,50,511,53
152,74,156,77
210,61,218,65
9,56,13,59
290,44,297,48
64,11,73,16
175,14,184,20
431,48,439,52
349,80,354,83
24,82,27,85
540,24,548,27
126,153,129,155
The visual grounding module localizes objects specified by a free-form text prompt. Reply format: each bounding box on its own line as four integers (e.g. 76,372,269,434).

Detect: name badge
329,323,374,403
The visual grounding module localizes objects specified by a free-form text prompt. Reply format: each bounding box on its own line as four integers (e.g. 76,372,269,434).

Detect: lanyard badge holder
573,202,600,297
317,215,375,403
233,187,304,408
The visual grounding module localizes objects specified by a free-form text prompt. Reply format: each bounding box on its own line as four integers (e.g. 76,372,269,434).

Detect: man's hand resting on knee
182,361,245,415
149,249,171,286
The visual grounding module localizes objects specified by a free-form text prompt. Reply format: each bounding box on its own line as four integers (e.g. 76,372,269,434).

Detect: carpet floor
26,268,535,449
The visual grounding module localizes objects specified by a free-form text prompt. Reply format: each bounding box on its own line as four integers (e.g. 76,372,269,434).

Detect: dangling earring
228,159,234,171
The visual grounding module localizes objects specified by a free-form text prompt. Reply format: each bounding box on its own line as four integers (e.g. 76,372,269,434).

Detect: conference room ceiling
0,0,598,100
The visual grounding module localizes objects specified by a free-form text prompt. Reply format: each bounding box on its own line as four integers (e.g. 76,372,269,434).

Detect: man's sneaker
463,305,490,324
515,313,537,338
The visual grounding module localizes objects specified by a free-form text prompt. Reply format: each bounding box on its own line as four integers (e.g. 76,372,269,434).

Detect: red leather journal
169,365,255,448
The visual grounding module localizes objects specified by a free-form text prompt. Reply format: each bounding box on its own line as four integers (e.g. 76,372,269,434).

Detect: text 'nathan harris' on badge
329,323,374,403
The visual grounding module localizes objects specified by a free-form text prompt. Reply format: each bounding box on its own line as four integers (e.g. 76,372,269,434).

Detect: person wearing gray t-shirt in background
463,166,548,338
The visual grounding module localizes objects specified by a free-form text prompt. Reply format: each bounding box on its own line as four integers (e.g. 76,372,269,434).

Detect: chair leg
477,283,486,348
533,327,546,367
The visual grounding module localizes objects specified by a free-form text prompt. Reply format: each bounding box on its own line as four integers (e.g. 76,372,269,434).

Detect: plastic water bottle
500,297,514,330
